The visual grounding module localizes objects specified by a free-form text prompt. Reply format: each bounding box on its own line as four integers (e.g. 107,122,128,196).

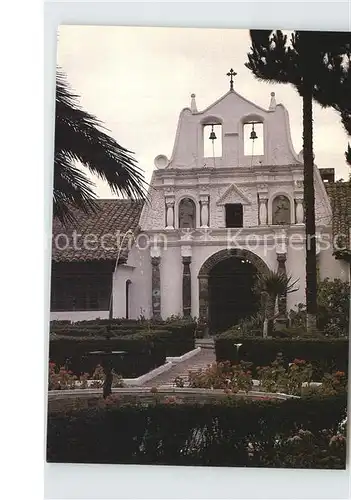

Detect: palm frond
54,69,148,224
53,152,100,225
346,143,351,168
258,270,299,297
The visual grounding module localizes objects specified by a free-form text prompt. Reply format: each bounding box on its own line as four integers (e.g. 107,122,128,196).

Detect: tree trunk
266,295,276,337
302,83,317,331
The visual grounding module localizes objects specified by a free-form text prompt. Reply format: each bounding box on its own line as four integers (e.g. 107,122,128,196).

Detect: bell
209,129,217,141
250,124,258,140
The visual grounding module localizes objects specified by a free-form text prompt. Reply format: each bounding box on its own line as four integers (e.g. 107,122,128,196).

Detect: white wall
318,248,349,282
160,246,182,318
285,244,307,309
122,244,152,319
170,91,300,168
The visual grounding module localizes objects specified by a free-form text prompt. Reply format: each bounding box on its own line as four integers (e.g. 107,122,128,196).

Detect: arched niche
178,197,196,229
200,115,223,159
241,113,266,158
271,195,292,225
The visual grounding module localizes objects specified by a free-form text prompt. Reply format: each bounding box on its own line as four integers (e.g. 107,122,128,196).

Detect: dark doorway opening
208,256,258,334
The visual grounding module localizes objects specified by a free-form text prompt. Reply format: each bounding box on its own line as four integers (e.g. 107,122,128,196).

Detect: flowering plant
321,370,348,395
257,356,313,395
48,362,81,390
48,362,124,390
174,376,185,388
187,361,253,393
90,364,125,388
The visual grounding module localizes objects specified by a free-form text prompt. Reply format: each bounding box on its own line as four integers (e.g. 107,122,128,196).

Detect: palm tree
54,69,147,223
311,42,351,166
246,30,349,331
258,270,299,337
347,144,351,169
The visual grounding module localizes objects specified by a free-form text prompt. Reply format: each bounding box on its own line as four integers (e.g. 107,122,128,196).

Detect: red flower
293,359,306,365
335,371,345,377
164,396,177,404
49,362,56,368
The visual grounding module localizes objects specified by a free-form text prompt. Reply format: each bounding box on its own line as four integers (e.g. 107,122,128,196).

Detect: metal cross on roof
226,68,237,91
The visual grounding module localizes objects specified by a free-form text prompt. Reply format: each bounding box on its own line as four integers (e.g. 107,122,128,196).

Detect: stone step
142,348,216,388
195,338,215,349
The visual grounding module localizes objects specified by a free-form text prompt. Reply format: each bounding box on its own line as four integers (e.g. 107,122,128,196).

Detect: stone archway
198,248,270,335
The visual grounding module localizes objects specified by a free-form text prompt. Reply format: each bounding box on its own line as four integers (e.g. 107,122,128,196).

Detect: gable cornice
216,183,251,206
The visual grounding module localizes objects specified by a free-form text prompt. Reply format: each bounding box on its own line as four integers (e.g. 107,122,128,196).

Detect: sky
57,25,350,198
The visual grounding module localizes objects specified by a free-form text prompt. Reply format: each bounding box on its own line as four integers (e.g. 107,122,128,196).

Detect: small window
244,122,264,156
126,280,131,319
203,124,222,158
225,204,243,228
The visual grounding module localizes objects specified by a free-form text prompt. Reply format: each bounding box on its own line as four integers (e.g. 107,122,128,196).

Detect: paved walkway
142,348,215,389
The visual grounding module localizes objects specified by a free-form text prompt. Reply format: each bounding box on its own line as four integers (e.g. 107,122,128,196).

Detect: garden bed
47,387,299,414
48,347,202,391
47,393,347,468
215,335,349,381
49,319,197,378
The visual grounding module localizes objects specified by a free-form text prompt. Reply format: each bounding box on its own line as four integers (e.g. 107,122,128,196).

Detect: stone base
275,316,289,329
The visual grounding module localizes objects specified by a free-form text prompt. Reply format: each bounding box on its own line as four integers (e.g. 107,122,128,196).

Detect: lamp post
86,348,126,398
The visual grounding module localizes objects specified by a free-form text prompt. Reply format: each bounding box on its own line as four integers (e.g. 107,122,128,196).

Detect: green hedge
154,321,196,356
50,319,196,357
215,335,349,380
49,325,138,337
49,329,171,378
47,394,347,468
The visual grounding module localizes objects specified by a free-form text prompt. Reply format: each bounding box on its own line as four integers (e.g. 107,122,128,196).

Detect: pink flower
293,358,306,365
164,396,177,404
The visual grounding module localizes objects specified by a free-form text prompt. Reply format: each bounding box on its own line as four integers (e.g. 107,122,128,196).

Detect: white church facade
50,73,350,334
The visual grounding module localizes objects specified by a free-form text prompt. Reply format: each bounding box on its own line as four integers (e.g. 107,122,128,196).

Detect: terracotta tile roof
51,199,144,263
325,182,351,257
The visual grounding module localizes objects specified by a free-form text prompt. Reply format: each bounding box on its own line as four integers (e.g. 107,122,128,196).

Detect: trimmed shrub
50,320,71,326
215,335,349,380
49,329,172,379
286,279,350,337
49,325,141,337
154,321,196,356
47,394,347,468
50,319,196,356
317,278,349,336
49,326,110,337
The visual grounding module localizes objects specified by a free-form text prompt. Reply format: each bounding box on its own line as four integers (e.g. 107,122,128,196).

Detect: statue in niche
272,195,291,225
179,198,196,228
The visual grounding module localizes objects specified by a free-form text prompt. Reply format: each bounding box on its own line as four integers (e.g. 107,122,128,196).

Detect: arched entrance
198,249,270,335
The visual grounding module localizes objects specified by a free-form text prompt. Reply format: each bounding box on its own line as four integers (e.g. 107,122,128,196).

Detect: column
259,196,268,225
182,257,192,317
151,255,161,319
200,195,209,228
181,245,192,317
295,198,304,224
277,252,288,323
198,275,209,337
